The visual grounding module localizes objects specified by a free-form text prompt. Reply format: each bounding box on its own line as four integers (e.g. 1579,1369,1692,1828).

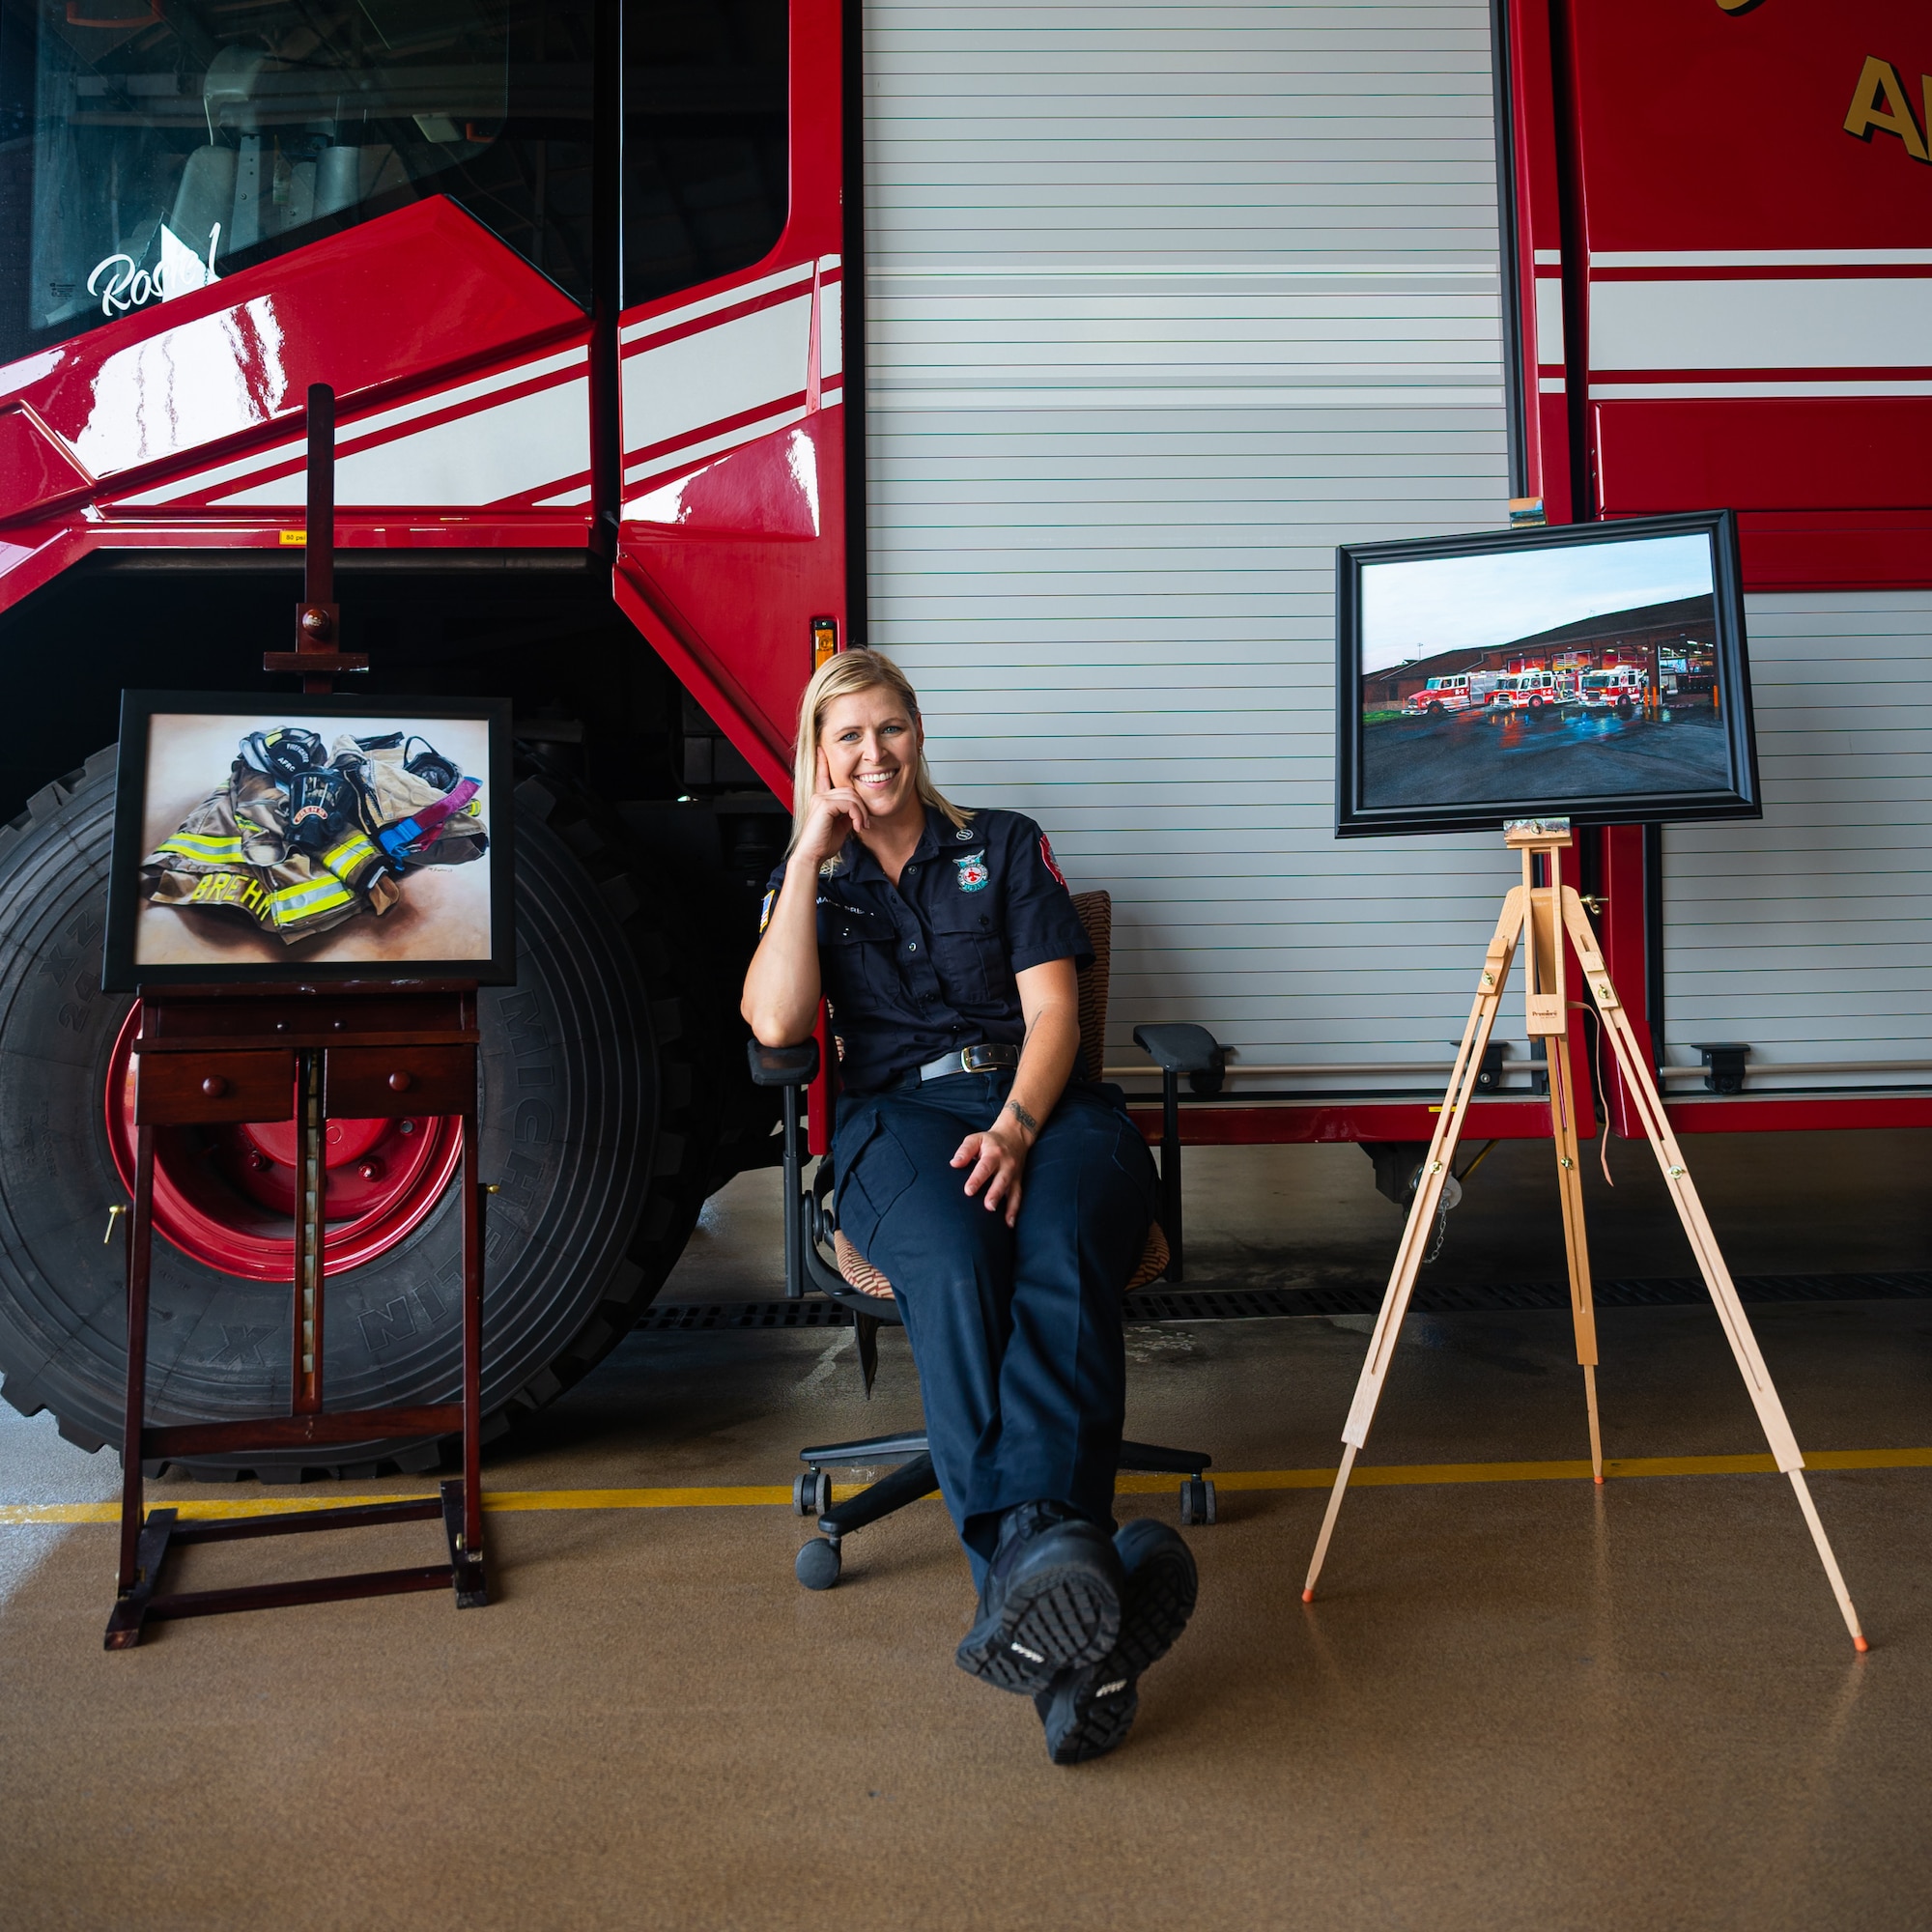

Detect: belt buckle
960,1043,1000,1074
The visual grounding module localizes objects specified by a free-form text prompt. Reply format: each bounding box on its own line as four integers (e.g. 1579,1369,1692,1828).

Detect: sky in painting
1359,531,1715,674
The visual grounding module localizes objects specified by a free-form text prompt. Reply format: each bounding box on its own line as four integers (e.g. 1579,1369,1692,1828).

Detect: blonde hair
789,647,971,866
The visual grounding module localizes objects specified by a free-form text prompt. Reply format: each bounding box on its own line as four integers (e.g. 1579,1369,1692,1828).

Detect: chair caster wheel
1179,1478,1216,1526
793,1471,831,1518
796,1537,841,1590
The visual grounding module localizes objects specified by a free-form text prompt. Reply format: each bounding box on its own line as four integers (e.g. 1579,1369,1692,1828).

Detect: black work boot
954,1500,1122,1694
1036,1518,1198,1765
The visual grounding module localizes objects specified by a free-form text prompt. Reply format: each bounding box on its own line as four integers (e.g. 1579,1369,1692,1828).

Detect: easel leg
1302,889,1527,1603
1302,1446,1358,1604
1787,1470,1868,1653
108,1125,157,1646
1547,1035,1605,1482
1561,889,1868,1651
451,1111,487,1608
116,1124,155,1595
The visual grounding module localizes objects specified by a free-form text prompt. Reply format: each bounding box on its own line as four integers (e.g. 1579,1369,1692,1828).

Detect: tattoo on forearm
1005,1100,1039,1138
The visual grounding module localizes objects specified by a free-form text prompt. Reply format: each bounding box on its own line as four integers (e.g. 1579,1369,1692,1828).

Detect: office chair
748,891,1225,1589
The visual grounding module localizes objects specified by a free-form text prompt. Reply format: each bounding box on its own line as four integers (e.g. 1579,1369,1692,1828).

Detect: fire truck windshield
0,0,790,363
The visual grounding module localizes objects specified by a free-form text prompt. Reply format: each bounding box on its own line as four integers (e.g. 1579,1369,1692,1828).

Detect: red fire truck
0,0,1926,1475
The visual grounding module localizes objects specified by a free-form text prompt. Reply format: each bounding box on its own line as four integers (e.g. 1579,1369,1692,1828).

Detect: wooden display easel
106,383,490,1648
1299,818,1868,1653
106,987,488,1648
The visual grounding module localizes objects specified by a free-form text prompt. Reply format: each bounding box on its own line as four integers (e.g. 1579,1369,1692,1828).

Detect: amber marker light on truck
812,616,839,668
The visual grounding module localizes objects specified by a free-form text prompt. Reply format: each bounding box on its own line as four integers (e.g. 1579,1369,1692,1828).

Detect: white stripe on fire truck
213,377,589,508
620,295,813,462
618,255,839,348
1589,277,1932,373
115,255,838,514
1591,248,1932,269
119,344,589,506
619,368,843,487
1590,380,1932,400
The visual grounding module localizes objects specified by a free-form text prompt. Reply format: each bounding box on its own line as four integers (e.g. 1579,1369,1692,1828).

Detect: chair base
791,1434,1215,1589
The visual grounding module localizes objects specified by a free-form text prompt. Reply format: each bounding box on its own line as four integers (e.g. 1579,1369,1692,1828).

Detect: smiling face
818,686,923,828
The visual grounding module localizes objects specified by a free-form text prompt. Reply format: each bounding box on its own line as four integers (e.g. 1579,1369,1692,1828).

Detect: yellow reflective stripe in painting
270,875,355,918
322,832,378,875
156,833,244,861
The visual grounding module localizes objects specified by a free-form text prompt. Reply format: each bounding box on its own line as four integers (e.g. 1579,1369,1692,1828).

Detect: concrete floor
3,1131,1929,1931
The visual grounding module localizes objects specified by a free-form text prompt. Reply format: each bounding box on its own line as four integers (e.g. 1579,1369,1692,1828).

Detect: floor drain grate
639,1270,1932,1332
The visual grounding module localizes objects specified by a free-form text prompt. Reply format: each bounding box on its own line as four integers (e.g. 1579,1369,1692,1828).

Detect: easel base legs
104,1480,489,1650
1583,1364,1604,1485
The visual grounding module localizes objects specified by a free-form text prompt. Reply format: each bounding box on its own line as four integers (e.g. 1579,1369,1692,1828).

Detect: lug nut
358,1159,384,1182
246,1151,271,1173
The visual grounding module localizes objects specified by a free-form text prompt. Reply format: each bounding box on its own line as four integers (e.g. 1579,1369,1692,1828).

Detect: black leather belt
919,1043,1019,1082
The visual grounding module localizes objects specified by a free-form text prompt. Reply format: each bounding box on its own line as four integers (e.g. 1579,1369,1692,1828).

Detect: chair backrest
1069,890,1111,1081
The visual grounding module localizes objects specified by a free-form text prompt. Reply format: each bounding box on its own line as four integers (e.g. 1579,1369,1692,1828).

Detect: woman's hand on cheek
951,1124,1030,1227
796,750,869,868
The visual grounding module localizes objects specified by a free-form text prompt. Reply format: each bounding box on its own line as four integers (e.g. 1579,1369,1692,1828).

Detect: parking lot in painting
1360,701,1732,810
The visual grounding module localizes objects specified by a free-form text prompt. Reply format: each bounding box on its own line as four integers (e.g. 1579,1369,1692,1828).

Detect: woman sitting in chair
743,647,1198,1764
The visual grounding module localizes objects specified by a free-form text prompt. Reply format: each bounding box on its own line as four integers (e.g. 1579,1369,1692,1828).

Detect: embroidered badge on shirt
954,851,989,893
759,888,776,932
1038,836,1066,888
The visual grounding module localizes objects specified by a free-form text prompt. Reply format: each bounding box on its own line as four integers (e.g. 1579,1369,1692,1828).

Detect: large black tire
0,751,720,1477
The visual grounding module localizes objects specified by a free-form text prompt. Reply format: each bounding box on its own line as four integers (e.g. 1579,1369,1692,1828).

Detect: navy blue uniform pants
833,1071,1158,1583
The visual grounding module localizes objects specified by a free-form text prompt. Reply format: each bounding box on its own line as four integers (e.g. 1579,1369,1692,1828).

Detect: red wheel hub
105,1007,465,1281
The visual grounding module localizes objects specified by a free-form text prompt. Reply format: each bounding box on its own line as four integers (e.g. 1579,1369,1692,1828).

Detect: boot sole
1114,1534,1198,1679
1041,1671,1140,1765
956,1562,1121,1694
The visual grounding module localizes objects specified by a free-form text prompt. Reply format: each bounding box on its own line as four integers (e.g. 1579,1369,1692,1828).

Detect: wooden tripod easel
1300,818,1868,1652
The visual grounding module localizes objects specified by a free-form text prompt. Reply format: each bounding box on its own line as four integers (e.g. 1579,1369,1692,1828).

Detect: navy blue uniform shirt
763,806,1092,1094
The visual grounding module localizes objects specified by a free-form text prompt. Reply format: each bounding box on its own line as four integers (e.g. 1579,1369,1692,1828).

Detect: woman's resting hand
791,751,872,871
951,1120,1034,1227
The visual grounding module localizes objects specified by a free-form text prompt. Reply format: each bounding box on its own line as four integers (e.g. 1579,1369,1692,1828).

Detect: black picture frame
103,692,515,990
1334,509,1760,838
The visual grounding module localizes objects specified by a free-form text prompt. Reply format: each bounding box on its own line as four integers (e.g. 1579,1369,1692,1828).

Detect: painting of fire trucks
1336,513,1758,836
1350,526,1739,815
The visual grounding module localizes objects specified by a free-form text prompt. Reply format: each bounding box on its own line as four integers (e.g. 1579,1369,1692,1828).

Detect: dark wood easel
106,384,491,1648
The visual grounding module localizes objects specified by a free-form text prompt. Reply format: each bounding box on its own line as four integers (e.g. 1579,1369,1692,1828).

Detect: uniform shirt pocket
818,912,897,1010
925,899,1009,1009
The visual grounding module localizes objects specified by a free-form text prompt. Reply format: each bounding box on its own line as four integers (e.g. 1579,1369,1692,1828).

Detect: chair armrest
747,1039,820,1087
1131,1023,1227,1097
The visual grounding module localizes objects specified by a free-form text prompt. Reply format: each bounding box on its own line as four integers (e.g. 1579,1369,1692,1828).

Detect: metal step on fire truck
0,0,1926,1476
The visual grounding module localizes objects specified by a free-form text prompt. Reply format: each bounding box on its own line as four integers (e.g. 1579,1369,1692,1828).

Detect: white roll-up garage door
862,1,1523,1089
1662,594,1932,1094
863,6,1932,1103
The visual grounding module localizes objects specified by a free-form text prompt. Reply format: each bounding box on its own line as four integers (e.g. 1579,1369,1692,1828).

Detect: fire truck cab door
610,0,845,798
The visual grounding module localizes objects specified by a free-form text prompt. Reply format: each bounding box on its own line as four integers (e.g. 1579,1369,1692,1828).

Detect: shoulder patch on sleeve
1038,835,1066,888
759,888,776,932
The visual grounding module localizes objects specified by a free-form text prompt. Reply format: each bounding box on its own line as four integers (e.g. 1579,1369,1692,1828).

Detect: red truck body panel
0,3,1921,1146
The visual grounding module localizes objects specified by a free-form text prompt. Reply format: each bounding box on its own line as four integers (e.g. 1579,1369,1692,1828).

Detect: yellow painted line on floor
4,1445,1929,1527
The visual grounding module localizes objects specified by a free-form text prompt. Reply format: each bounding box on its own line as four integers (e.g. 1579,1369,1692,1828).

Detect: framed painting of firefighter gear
1334,509,1760,838
102,693,514,989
